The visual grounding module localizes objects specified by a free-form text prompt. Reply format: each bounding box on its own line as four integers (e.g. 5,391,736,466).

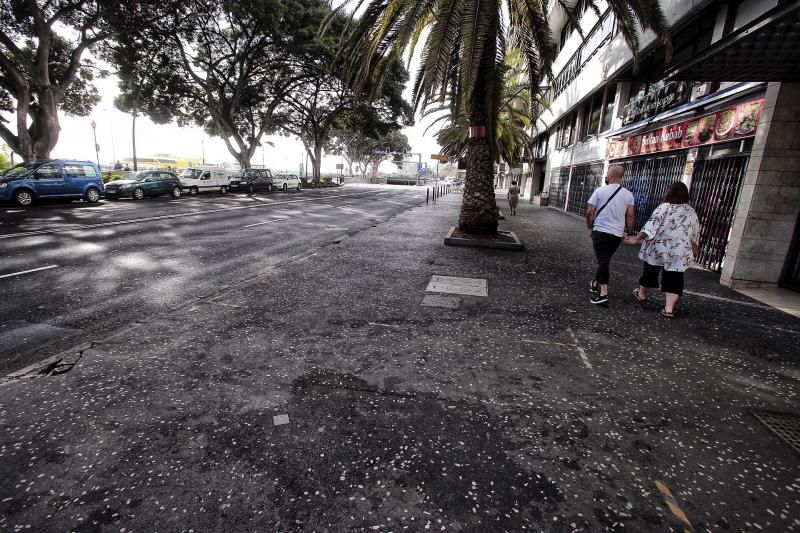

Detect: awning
604,81,763,139
666,0,800,82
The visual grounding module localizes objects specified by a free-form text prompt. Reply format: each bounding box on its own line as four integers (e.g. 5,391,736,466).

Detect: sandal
660,309,676,318
633,288,647,303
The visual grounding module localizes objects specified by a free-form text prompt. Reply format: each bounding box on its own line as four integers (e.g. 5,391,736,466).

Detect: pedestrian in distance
586,164,635,306
507,180,520,215
625,181,699,318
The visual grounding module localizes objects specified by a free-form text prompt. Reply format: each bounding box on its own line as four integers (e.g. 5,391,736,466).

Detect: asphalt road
0,185,425,375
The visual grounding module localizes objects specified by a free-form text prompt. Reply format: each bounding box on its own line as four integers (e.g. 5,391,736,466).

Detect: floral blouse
639,203,700,272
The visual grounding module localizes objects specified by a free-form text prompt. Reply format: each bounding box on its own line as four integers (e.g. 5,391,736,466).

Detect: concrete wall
721,83,800,288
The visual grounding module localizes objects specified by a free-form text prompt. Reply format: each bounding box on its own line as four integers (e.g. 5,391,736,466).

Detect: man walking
586,164,635,305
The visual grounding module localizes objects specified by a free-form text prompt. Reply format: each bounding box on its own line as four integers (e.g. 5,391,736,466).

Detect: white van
179,167,231,195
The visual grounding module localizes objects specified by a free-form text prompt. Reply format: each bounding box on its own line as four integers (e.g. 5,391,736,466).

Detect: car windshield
2,162,39,178
181,169,202,179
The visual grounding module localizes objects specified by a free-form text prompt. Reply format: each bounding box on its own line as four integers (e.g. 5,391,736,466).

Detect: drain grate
750,409,800,456
421,294,462,309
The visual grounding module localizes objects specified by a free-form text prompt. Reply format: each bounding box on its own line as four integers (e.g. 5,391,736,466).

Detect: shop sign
608,98,763,160
622,81,690,126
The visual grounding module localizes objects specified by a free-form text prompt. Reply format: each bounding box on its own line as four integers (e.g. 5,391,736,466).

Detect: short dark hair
664,181,690,204
511,180,517,185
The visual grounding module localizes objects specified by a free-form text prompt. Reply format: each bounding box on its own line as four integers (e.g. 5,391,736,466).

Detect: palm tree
426,49,542,171
339,0,670,234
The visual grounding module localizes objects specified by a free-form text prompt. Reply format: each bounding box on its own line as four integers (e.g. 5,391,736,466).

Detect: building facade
533,0,800,291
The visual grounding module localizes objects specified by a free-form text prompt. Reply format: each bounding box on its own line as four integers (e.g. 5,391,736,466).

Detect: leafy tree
277,11,410,183
0,149,11,172
327,127,408,179
102,31,178,170
0,0,175,161
341,0,670,234
113,0,331,169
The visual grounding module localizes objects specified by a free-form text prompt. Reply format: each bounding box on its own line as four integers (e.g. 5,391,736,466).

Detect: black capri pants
639,262,685,296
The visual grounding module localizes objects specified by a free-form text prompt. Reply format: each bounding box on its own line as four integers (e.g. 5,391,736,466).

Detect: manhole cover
425,275,488,297
422,294,462,309
750,409,800,456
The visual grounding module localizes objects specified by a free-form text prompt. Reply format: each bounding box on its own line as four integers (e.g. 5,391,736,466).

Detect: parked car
229,168,273,193
272,173,302,192
179,166,230,195
0,159,104,207
105,170,183,200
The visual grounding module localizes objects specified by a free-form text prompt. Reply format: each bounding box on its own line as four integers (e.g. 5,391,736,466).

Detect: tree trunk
132,111,138,171
313,143,323,183
458,65,499,234
458,131,498,235
28,89,61,160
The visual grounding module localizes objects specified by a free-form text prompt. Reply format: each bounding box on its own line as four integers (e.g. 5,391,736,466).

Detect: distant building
121,154,201,170
533,0,800,291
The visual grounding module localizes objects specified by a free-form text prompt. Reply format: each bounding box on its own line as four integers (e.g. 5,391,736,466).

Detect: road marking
368,322,401,328
0,264,58,279
655,480,693,531
0,191,389,240
243,218,283,228
522,339,574,348
683,290,770,309
566,327,592,369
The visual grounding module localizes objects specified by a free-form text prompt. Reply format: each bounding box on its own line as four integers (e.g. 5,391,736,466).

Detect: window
64,164,96,177
34,164,60,179
582,93,602,140
567,112,578,146
601,83,617,132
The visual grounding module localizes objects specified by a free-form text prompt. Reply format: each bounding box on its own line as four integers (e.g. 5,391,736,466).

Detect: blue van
0,159,105,207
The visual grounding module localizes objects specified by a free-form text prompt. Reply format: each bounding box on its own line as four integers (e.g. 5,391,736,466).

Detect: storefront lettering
608,98,764,160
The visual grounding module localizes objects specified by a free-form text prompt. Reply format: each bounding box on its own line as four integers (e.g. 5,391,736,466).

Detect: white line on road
243,219,283,228
566,327,592,369
0,264,58,279
0,191,389,240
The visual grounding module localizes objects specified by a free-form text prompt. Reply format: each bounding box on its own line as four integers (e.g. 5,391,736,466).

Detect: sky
4,35,441,175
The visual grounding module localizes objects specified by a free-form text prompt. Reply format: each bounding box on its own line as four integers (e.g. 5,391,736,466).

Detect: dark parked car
229,168,273,193
0,159,104,206
105,170,182,200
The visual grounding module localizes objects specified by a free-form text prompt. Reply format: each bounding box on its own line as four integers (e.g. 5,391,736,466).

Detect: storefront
664,0,800,289
606,94,766,272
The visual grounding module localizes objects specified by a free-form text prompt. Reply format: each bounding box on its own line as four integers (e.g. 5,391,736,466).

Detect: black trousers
592,231,622,285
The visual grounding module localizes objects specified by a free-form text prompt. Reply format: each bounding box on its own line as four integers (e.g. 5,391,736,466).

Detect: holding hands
625,233,644,245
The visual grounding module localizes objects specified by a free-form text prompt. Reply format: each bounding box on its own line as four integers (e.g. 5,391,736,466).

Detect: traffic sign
430,154,450,162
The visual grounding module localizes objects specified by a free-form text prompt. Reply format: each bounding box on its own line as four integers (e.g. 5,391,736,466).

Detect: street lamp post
90,120,100,168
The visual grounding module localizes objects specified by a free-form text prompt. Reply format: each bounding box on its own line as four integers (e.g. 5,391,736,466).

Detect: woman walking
507,180,520,216
625,182,699,317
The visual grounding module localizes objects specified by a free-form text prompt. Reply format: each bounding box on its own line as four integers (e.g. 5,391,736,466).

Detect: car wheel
13,189,34,207
248,183,255,194
267,183,273,192
132,187,144,200
220,185,228,194
191,186,199,196
171,186,181,198
296,183,301,191
85,187,101,203
282,183,288,192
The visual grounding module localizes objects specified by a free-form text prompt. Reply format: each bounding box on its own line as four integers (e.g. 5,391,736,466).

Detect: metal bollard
427,189,429,204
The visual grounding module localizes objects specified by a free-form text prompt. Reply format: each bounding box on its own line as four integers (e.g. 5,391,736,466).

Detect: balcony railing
551,11,615,99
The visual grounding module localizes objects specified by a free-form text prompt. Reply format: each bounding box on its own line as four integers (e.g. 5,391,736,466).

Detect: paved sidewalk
1,191,798,531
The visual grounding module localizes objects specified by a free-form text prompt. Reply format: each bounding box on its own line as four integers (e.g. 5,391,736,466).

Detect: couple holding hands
587,165,699,318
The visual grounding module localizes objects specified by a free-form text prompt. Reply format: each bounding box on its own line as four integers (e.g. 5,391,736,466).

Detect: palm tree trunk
458,105,498,235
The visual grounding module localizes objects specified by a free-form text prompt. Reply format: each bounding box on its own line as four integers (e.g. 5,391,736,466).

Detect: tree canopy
0,0,178,161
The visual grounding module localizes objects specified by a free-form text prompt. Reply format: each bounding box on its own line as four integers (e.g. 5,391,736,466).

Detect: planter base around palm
444,226,523,250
